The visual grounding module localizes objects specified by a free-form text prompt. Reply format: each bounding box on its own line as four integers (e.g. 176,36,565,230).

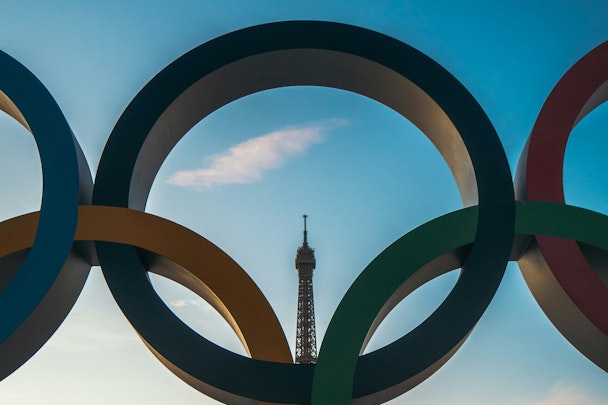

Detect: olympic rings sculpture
0,21,606,404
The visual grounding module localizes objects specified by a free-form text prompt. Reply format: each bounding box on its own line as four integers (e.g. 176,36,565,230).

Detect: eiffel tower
294,215,317,364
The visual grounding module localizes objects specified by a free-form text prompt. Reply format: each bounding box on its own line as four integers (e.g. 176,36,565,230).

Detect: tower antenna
303,214,308,245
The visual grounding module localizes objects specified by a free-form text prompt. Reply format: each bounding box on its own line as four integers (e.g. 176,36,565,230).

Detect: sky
0,1,607,404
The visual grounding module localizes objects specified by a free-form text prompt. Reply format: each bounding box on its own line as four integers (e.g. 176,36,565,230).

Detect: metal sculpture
0,21,606,405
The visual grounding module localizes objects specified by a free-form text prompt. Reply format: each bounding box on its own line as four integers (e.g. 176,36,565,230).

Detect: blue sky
0,1,607,404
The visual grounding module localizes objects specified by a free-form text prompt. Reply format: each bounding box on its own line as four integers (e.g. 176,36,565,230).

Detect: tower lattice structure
294,214,318,364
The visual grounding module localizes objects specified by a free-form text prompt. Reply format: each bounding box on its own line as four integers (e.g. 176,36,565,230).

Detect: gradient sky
0,1,607,404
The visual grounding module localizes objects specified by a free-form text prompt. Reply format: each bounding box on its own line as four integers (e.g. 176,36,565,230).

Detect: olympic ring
515,41,608,372
0,206,291,362
0,20,606,405
0,50,93,380
92,21,513,404
314,200,608,404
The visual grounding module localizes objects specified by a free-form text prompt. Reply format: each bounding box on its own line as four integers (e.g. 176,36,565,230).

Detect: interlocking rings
0,21,606,405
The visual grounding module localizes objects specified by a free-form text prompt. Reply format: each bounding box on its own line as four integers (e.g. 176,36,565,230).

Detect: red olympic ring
515,41,608,370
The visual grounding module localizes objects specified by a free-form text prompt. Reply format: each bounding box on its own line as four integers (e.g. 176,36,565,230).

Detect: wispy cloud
167,119,347,190
524,381,605,405
169,298,212,313
169,299,191,308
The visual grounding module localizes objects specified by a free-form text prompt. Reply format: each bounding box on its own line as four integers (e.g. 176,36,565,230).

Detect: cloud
169,299,191,308
169,297,227,318
524,381,605,405
167,119,347,190
169,298,210,312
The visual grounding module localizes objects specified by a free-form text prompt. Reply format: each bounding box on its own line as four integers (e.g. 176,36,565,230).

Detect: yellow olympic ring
0,206,292,366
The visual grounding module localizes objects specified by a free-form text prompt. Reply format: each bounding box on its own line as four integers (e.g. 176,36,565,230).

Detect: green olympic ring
312,201,608,403
0,20,606,405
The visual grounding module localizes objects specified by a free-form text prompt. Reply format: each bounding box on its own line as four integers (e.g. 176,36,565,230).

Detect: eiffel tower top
296,215,315,269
